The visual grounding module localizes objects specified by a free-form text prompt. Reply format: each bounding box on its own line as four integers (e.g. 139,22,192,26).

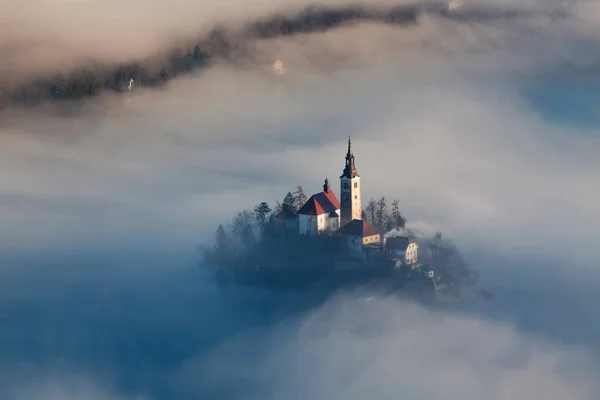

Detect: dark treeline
202,184,477,295
2,2,546,108
205,185,408,257
203,185,408,268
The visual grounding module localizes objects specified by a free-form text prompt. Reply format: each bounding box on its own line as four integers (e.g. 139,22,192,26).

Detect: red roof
321,190,341,209
338,219,381,238
297,191,340,216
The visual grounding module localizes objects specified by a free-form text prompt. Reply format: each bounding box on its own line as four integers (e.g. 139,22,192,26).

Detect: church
296,137,381,246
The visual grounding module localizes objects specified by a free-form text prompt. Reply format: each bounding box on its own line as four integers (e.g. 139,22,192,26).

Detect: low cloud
1,0,595,104
181,294,600,399
2,1,600,400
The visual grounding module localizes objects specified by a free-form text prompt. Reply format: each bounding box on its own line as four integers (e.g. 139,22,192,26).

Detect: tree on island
376,196,387,229
215,224,230,252
254,202,272,236
232,210,256,248
363,196,406,232
390,199,406,229
282,192,297,213
294,185,307,210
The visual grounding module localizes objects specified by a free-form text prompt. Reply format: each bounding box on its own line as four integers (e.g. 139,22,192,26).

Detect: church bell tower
339,136,361,226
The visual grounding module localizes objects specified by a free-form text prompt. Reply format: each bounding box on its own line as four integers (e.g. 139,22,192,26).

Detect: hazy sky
2,1,600,399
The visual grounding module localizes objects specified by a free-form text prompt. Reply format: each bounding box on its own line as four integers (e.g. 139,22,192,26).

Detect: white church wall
317,214,327,233
327,210,340,232
351,177,362,220
300,214,329,235
299,214,312,235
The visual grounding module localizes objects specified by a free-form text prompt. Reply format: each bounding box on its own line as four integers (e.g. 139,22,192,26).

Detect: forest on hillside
1,3,521,107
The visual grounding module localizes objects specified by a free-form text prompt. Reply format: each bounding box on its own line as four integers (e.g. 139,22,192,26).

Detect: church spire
339,136,362,224
323,176,331,193
341,136,358,179
346,135,352,158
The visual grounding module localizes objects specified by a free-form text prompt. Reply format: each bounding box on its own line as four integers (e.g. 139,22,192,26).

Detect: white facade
362,233,380,246
340,176,362,225
327,212,341,231
405,242,418,265
299,211,339,236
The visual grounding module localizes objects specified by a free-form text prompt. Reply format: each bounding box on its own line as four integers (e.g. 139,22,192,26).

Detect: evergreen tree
282,192,297,212
215,224,230,253
114,68,127,92
295,185,307,210
192,45,208,63
254,202,272,236
159,68,169,82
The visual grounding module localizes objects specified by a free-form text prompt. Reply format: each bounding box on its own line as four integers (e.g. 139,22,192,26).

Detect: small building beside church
405,241,419,265
337,219,382,250
384,235,419,267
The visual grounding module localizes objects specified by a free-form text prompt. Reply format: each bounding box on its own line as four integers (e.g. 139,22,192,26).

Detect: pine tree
282,192,297,212
215,224,230,253
193,45,208,63
254,202,272,236
159,68,169,82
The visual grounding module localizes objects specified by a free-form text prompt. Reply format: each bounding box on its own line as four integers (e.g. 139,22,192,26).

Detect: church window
354,195,357,199
354,182,358,188
344,182,349,189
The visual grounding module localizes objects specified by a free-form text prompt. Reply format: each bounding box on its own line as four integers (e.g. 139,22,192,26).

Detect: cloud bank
0,0,592,106
180,295,600,399
2,0,600,399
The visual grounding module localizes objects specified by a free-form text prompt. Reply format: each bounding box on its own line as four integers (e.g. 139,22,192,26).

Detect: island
202,137,490,305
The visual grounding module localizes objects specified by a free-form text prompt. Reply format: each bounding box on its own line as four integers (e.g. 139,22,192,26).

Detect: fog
2,0,600,399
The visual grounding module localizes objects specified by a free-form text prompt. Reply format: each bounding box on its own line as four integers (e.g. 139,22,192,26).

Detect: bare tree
232,210,256,248
390,199,406,229
376,196,387,229
295,185,307,210
273,201,283,215
365,198,377,224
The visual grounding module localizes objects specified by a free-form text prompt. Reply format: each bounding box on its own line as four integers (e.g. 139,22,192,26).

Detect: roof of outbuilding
338,219,381,238
385,235,410,251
